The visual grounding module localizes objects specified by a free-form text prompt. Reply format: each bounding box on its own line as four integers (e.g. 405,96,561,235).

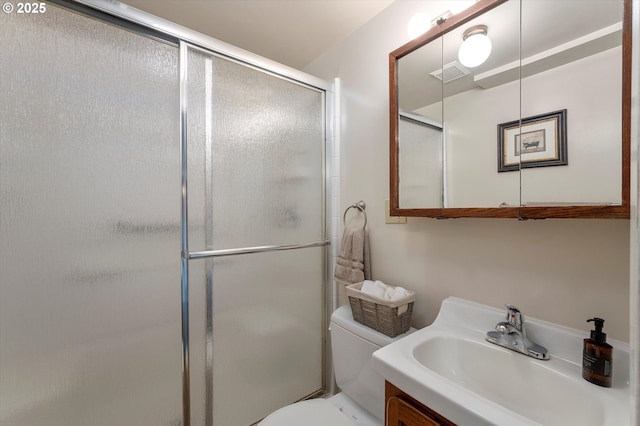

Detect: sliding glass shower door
0,4,182,425
1,4,329,426
182,44,327,425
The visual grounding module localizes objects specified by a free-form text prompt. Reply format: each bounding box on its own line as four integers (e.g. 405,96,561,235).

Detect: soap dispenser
582,317,613,387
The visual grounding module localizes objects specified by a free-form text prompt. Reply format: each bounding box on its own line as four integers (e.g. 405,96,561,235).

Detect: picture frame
497,109,567,173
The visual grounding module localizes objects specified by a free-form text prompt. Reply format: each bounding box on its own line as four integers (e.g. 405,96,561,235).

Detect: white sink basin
372,297,630,426
413,336,604,425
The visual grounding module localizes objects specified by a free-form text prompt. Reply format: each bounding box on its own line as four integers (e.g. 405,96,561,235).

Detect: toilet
259,304,415,426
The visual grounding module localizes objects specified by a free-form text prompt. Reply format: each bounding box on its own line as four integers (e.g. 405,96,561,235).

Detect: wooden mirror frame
389,0,631,219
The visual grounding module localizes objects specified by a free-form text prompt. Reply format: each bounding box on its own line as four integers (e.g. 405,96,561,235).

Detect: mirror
397,36,444,209
390,0,631,219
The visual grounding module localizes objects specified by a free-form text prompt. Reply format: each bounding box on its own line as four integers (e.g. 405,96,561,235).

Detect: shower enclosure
0,2,335,425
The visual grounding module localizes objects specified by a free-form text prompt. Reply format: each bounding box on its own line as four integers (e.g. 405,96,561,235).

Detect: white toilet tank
330,304,415,421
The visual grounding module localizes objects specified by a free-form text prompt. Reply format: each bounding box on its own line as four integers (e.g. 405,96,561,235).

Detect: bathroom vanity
373,297,631,426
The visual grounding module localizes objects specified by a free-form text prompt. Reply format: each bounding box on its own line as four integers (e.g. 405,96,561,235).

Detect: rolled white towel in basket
386,285,411,302
361,280,411,303
361,280,386,299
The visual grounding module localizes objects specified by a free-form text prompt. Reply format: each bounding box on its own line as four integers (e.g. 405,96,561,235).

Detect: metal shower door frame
179,41,332,426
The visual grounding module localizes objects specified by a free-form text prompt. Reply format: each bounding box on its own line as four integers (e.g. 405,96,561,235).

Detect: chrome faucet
486,305,550,360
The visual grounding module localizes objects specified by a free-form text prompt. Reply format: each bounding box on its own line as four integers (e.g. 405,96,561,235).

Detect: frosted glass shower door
183,44,327,426
0,5,181,426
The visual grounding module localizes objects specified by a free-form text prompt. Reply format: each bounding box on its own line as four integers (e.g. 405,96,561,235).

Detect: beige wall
305,0,630,342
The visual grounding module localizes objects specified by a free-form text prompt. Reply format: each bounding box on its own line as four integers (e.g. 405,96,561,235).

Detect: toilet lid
259,399,356,426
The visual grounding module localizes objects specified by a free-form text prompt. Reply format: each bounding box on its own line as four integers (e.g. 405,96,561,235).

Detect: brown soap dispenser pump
582,317,613,387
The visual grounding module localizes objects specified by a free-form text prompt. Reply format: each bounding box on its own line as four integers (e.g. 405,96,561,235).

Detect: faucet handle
505,304,523,331
495,321,518,335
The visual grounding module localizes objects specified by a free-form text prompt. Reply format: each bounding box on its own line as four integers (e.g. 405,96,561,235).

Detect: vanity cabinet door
385,381,457,426
387,396,441,426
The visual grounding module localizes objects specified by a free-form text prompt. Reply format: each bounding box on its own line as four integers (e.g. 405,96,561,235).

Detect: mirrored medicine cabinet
389,0,631,219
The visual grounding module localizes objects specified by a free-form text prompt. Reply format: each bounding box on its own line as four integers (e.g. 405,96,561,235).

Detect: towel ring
343,201,367,229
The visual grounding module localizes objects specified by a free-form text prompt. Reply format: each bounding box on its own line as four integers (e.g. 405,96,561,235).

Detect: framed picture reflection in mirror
498,109,567,172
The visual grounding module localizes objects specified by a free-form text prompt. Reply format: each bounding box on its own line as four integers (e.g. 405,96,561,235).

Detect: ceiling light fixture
457,25,492,68
449,0,478,15
431,1,477,27
430,11,452,27
408,13,431,39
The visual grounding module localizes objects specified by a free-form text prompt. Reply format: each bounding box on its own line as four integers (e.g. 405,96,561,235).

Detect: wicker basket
346,282,415,337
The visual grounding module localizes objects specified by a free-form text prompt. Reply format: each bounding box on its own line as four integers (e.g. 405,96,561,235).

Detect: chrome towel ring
343,201,367,229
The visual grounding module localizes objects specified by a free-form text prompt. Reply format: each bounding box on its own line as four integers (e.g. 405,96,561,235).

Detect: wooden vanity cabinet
385,381,456,426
